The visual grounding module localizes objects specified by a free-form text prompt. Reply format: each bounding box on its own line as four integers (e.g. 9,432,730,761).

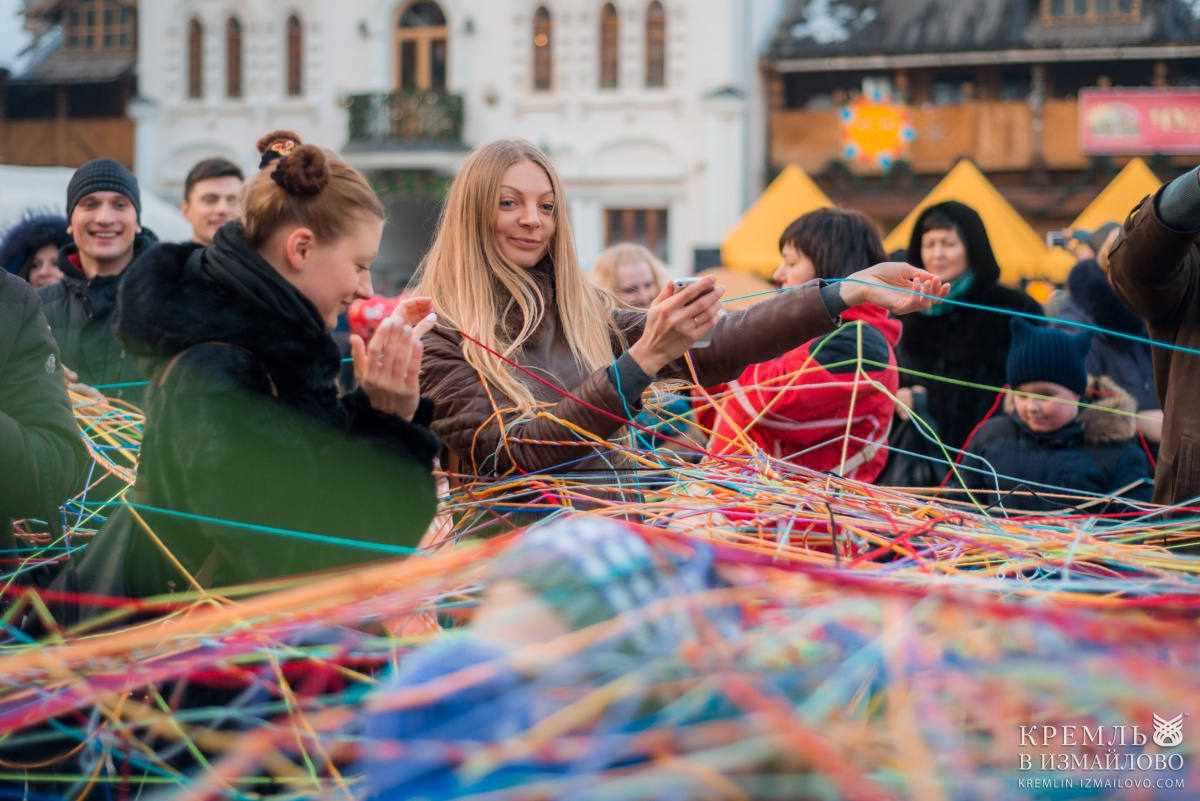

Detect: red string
937,386,1007,489
1137,428,1157,471
453,328,725,461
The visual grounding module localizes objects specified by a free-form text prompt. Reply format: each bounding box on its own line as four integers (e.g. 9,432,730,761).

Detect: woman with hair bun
415,139,948,480
59,131,440,606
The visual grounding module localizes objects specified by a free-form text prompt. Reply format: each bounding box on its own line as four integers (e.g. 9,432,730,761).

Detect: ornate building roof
765,0,1200,64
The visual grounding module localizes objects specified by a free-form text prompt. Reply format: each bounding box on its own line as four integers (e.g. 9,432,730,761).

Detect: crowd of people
5,125,1200,799
2,128,1194,611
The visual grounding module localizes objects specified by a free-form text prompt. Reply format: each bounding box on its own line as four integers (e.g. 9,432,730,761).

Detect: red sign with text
1080,89,1200,154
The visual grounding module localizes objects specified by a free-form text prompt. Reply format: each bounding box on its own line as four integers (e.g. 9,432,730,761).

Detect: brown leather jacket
1107,186,1200,507
420,265,837,478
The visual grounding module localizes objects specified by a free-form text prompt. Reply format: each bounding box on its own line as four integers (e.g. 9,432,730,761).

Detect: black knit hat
66,157,141,220
1006,318,1092,396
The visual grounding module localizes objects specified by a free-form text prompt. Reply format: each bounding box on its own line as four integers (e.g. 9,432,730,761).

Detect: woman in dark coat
58,131,440,605
1056,255,1161,448
0,212,71,289
893,200,1044,463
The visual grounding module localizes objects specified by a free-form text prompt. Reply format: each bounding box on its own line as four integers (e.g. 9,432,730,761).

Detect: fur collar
114,240,340,389
0,213,70,277
1003,374,1138,444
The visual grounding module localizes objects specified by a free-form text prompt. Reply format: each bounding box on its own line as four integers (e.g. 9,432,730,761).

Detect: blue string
84,279,1200,395
829,276,1200,358
79,500,421,556
610,360,646,496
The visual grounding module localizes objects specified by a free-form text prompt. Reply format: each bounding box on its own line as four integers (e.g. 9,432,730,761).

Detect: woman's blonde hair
413,139,623,412
589,242,669,301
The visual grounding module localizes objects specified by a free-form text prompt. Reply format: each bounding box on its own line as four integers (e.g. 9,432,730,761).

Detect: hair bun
270,144,329,197
257,129,302,156
257,129,303,170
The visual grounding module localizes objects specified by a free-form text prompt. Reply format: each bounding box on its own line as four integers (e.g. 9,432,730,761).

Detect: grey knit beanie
66,158,141,220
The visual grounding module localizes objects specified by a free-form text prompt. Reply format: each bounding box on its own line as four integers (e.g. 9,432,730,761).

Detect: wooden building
2,0,138,169
761,0,1200,233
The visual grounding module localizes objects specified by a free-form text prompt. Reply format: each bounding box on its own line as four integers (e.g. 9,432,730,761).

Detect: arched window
187,17,204,99
395,1,448,91
226,17,243,98
645,1,665,88
532,6,552,92
599,3,618,89
286,14,303,97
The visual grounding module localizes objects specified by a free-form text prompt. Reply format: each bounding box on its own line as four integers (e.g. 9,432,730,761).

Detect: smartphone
673,277,714,348
1046,231,1068,249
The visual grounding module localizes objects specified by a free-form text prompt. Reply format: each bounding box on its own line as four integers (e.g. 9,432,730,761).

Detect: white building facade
137,0,787,278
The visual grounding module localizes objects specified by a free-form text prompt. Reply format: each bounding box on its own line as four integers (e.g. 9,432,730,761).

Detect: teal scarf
921,268,974,317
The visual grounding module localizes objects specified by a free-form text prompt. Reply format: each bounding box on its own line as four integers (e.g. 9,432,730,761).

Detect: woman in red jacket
703,208,900,482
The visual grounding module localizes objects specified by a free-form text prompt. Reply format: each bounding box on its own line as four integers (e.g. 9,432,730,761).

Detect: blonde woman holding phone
416,139,947,480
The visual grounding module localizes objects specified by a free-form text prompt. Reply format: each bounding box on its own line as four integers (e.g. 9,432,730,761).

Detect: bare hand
390,295,434,327
839,262,949,315
352,312,438,421
60,363,104,403
894,385,926,421
628,277,725,375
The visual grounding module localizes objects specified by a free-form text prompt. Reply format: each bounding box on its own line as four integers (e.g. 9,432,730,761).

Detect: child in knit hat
959,318,1153,514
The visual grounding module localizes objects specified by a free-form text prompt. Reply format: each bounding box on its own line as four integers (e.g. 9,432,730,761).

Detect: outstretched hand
351,295,438,421
839,262,949,315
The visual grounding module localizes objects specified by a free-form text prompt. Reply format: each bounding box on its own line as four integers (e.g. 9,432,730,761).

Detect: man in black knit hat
38,157,157,402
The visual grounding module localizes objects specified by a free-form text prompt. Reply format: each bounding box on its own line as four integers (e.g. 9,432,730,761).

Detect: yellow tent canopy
1042,157,1164,280
884,159,1049,286
721,165,833,279
697,267,775,310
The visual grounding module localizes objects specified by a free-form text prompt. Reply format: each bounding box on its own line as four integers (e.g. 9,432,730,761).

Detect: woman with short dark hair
702,208,902,481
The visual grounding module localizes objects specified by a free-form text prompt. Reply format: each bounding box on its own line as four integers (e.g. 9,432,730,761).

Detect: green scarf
921,268,975,317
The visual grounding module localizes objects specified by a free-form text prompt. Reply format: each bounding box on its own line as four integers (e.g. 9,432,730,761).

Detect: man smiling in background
180,157,244,246
37,157,157,401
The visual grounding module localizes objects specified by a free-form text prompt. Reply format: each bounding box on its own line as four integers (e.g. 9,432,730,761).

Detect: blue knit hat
1006,318,1092,396
66,157,141,220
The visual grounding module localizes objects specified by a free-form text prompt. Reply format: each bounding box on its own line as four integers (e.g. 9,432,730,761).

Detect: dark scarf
203,222,327,339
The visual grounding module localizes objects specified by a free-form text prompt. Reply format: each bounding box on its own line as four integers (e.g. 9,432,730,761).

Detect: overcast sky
0,0,29,70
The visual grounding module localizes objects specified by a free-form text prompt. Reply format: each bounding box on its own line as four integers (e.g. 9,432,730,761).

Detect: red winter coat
699,303,901,482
